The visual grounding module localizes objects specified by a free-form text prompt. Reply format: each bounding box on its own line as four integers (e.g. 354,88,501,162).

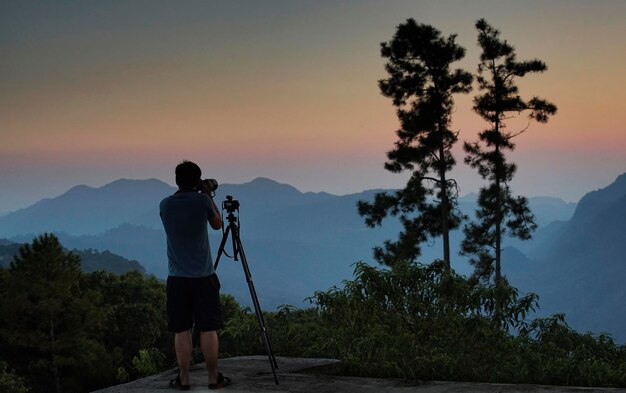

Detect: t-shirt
159,191,219,277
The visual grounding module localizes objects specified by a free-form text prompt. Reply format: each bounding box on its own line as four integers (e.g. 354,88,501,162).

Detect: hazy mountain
3,177,579,311
129,177,335,230
510,173,626,342
0,178,174,237
570,173,626,227
0,177,337,238
0,240,145,275
9,175,626,342
459,193,576,228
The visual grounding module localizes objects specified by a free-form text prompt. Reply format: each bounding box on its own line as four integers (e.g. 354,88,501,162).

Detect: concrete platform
92,356,626,393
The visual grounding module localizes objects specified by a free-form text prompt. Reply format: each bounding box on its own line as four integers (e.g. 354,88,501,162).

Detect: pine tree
358,19,472,268
461,19,557,290
0,234,110,393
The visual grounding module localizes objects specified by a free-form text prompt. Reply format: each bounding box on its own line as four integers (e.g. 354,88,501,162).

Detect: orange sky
1,0,625,211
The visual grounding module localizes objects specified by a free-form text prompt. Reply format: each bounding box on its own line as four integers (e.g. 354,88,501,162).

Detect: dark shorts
166,274,224,333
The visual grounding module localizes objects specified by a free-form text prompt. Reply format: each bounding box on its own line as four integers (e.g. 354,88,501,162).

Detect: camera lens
203,179,218,191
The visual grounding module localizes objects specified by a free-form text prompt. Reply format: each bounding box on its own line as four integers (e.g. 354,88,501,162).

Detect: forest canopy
1,235,625,392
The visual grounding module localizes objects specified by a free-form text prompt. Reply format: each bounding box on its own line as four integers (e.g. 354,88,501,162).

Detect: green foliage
220,293,241,323
0,235,172,393
309,261,529,380
81,270,168,367
219,303,326,359
116,367,131,384
0,234,112,393
513,315,626,386
220,305,263,356
358,19,472,268
203,259,626,388
306,261,625,386
131,348,166,378
0,361,30,393
2,235,625,390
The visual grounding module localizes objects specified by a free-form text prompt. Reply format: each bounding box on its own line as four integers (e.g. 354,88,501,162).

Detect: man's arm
200,180,222,230
208,196,222,230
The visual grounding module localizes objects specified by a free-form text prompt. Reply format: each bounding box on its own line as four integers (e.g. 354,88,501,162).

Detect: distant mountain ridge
570,173,626,226
510,173,626,342
0,178,174,236
4,174,624,342
0,177,575,238
0,177,338,237
0,239,145,275
0,176,579,309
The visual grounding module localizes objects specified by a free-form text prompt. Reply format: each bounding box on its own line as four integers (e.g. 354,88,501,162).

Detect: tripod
213,196,279,385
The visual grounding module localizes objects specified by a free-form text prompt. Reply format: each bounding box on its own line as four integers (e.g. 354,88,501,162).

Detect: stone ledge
92,356,626,393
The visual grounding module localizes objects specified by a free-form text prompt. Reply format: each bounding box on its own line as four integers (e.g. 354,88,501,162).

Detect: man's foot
208,372,232,390
169,374,190,391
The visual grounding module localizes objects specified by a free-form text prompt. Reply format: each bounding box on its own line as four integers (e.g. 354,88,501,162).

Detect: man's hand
198,179,221,229
199,179,212,195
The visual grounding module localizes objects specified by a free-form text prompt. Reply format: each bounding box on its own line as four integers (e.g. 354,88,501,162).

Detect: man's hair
175,160,202,189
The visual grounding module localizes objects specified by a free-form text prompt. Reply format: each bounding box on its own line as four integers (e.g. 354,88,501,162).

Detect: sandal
208,372,232,390
169,374,190,391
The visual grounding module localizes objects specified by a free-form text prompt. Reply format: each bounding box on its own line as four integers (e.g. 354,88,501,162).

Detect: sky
1,0,625,213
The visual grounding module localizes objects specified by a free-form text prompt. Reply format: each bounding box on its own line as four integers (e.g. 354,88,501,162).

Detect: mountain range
0,241,145,275
1,175,624,342
509,173,626,341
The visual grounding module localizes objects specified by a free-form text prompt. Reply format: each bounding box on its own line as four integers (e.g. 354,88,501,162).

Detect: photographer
159,160,231,390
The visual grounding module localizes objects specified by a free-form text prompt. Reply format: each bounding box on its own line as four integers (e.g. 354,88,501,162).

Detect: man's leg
175,330,193,385
200,330,219,384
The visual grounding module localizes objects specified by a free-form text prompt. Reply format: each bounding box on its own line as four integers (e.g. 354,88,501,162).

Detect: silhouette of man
160,160,231,390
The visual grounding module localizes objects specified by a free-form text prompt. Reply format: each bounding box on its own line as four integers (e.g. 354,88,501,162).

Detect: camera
201,178,218,192
223,195,240,213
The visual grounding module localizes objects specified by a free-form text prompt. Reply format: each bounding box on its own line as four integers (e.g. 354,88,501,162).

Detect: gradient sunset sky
1,0,625,212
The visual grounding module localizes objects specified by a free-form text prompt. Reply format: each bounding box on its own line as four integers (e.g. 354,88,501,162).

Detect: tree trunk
439,138,450,271
495,150,502,284
494,115,503,323
493,64,503,287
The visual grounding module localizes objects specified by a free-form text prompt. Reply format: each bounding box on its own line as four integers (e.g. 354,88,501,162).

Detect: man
160,160,231,390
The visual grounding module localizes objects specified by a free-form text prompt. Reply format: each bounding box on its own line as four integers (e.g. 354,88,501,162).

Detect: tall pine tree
0,234,110,393
358,19,472,268
461,19,557,289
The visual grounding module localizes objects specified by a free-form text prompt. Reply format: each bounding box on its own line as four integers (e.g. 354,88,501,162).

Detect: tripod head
222,195,240,226
223,195,240,213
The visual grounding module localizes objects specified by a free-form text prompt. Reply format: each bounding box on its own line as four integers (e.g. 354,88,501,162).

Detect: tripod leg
233,229,279,385
213,225,231,270
231,225,239,261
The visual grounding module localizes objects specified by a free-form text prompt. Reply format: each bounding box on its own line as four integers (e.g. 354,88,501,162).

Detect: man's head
175,160,202,189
